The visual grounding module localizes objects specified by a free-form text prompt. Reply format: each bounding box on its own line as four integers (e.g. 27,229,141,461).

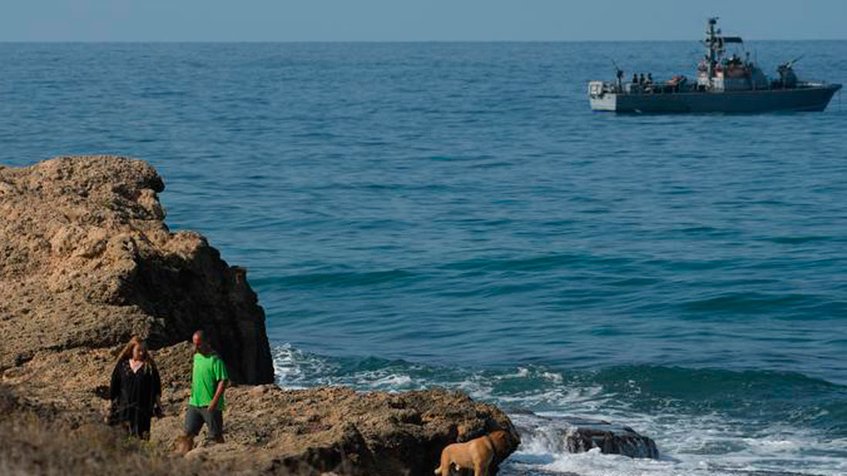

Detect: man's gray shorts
184,405,224,441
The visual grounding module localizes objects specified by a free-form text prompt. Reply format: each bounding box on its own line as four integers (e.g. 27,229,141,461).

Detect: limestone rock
0,155,273,384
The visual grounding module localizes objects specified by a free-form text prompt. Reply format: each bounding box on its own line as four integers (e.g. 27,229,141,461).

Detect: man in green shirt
183,330,229,444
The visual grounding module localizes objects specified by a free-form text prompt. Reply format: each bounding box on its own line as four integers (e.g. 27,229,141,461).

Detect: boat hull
590,84,842,113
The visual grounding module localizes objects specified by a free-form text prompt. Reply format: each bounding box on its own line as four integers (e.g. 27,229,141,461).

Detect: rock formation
0,156,520,475
512,412,659,460
0,155,274,384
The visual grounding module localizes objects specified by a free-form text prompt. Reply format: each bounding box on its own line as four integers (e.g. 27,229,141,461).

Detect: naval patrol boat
588,18,842,113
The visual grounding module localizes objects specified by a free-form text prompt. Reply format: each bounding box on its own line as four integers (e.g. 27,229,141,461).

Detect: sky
0,0,845,42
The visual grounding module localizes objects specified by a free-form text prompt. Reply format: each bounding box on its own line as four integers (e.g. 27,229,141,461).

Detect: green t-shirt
189,352,229,410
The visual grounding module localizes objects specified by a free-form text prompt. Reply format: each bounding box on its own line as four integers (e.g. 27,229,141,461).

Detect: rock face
0,156,521,475
0,156,274,384
512,412,659,460
163,380,519,475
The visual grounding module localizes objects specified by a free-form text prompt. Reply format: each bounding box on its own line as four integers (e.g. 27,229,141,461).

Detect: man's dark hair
193,329,215,351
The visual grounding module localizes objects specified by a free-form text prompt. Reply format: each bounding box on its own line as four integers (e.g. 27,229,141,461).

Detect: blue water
1,42,845,475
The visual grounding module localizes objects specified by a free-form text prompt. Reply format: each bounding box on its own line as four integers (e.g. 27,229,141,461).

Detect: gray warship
588,17,842,113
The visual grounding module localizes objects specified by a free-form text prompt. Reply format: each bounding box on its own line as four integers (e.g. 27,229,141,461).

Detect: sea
1,41,845,475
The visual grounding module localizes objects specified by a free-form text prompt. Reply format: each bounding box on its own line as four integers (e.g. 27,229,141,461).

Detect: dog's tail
433,466,442,475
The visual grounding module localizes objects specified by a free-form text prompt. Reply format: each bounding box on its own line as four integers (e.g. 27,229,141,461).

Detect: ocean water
1,41,846,475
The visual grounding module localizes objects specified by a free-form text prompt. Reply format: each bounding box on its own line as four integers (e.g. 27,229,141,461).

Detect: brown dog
434,429,511,476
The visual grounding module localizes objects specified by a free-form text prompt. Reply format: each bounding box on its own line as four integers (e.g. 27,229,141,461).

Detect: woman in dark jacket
109,337,162,439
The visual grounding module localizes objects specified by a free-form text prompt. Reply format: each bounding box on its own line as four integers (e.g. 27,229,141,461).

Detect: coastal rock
201,385,519,475
0,155,274,384
512,412,659,459
1,342,521,475
0,156,521,475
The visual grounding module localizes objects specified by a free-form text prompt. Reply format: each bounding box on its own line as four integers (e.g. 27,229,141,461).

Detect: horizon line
1,38,846,44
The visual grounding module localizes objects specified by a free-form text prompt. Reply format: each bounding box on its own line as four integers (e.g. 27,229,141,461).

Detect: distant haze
1,0,845,42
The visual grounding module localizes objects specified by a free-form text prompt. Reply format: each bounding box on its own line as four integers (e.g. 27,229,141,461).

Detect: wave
251,268,418,289
440,253,633,273
270,344,847,475
676,291,840,316
766,235,837,245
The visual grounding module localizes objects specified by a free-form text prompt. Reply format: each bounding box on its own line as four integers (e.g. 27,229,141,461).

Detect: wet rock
512,411,659,459
564,423,659,459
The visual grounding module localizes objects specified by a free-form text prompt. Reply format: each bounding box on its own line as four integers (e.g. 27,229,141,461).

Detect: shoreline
0,155,521,475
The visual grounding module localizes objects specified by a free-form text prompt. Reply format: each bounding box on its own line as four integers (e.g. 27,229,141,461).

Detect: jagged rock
564,424,658,459
512,411,659,459
0,155,273,384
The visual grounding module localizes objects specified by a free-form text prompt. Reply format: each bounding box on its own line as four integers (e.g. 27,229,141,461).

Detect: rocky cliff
0,156,520,475
0,155,274,384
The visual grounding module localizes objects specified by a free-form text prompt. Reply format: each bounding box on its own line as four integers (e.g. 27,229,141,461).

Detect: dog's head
488,430,515,457
174,435,194,455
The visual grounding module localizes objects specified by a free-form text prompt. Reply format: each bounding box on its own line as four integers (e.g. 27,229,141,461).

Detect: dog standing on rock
434,429,511,476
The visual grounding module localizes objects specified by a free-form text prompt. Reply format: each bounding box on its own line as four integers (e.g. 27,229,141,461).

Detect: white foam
542,371,564,384
271,344,847,476
349,369,418,391
509,408,847,476
272,343,336,388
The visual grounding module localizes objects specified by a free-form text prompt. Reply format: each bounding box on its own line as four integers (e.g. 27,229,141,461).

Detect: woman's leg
127,408,142,437
137,412,152,440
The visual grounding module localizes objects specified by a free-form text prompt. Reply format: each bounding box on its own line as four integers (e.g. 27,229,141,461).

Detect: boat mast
705,17,719,86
